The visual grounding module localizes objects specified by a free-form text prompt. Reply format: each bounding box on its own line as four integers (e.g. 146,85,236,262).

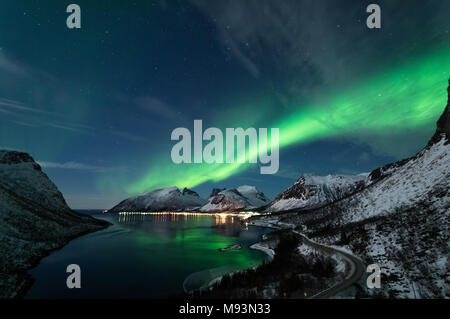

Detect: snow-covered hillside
257,139,449,297
200,186,270,212
0,151,110,298
335,137,448,224
258,80,450,298
108,187,208,213
281,134,449,297
265,174,367,212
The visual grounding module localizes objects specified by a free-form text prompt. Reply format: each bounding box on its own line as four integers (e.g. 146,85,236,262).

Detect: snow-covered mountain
261,79,450,298
108,187,208,213
264,173,367,212
200,186,270,212
236,185,271,208
0,151,110,298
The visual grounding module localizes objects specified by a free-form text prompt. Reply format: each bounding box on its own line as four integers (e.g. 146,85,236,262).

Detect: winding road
293,231,366,299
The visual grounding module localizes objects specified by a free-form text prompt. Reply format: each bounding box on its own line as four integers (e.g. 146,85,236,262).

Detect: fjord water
26,212,271,298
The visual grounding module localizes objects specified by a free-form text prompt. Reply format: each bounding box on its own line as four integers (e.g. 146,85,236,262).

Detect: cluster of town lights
117,211,260,220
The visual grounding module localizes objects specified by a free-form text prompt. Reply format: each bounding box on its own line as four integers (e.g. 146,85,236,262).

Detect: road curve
293,231,366,299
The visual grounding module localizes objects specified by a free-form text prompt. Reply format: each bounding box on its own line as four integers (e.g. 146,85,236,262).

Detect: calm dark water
26,212,271,299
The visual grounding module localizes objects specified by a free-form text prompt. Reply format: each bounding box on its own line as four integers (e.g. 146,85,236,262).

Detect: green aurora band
125,47,450,195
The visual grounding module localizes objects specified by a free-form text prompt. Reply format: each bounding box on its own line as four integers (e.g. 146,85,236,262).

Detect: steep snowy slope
200,186,270,212
285,137,449,298
264,174,367,212
108,187,207,213
0,151,110,298
265,80,450,298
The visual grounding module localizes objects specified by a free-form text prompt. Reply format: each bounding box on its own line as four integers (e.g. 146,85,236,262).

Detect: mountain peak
209,188,226,198
0,150,42,173
181,187,200,197
200,185,270,212
109,186,206,213
0,150,36,165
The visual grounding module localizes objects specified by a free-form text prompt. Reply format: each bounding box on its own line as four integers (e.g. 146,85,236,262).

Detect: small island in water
218,244,242,252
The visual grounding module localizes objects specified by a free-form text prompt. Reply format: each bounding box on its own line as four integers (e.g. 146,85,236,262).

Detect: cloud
0,51,57,83
0,96,149,143
37,161,113,173
274,166,301,180
191,0,450,98
191,0,357,92
45,122,92,134
220,30,260,78
0,97,60,116
134,96,185,121
0,52,31,79
0,107,14,115
109,130,149,143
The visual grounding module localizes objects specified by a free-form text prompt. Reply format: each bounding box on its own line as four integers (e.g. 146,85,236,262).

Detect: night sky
1,0,449,209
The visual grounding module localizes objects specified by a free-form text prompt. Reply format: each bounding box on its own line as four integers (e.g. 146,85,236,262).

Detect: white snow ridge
200,186,270,212
108,187,208,213
265,174,367,212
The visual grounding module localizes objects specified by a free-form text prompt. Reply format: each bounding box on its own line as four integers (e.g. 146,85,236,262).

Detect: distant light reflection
117,211,260,224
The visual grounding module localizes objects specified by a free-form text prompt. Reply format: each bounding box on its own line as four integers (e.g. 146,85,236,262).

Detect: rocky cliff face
0,151,110,298
209,188,226,198
436,79,450,136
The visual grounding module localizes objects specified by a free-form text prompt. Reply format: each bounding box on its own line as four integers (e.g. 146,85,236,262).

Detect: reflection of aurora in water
27,213,272,298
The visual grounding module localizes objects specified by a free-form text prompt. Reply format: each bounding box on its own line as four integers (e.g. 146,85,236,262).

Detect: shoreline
202,241,275,290
187,223,277,293
10,217,111,299
249,242,275,260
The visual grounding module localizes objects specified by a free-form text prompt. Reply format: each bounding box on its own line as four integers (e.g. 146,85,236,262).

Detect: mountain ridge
109,185,271,213
108,186,208,213
263,173,367,213
199,185,270,212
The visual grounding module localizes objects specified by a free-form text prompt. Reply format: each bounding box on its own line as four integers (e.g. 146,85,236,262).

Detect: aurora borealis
1,0,450,208
127,45,450,194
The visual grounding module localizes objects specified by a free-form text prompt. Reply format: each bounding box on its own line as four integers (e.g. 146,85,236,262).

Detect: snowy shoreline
198,243,274,292
249,242,275,260
184,223,277,293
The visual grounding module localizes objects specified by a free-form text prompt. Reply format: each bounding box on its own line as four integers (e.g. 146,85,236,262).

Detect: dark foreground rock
0,150,111,298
